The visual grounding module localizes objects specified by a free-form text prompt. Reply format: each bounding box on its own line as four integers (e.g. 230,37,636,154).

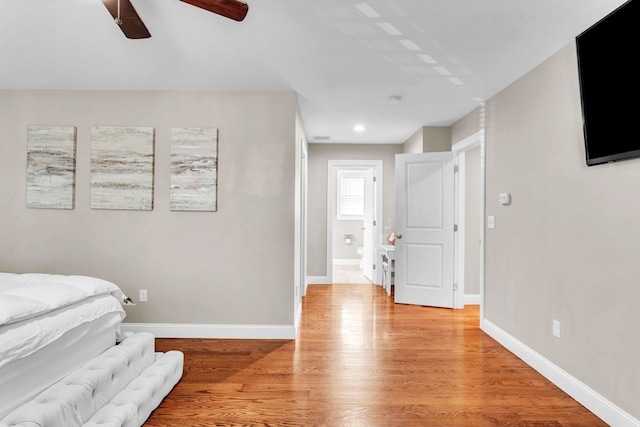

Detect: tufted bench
1,332,183,427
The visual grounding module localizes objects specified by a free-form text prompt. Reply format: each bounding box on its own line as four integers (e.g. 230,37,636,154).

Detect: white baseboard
481,318,639,427
464,294,481,305
121,323,296,340
307,276,331,284
333,259,361,266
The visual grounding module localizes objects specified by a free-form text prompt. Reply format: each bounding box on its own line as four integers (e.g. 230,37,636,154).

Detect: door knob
397,233,403,239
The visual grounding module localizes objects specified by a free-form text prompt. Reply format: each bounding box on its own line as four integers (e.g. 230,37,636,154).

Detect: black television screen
575,0,640,166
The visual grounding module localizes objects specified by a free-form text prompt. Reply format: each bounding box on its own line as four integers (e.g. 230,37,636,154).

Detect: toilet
357,247,364,269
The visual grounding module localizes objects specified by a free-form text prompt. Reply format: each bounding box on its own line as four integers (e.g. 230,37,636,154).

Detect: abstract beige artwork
26,125,77,209
170,127,218,211
90,126,155,210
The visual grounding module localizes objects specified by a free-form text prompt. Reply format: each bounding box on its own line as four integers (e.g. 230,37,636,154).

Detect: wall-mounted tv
575,0,640,166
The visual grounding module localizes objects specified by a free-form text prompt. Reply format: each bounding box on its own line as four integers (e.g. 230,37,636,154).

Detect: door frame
452,130,486,314
300,142,308,297
326,160,384,285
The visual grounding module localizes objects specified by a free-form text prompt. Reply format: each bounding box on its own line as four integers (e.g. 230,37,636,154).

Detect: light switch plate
488,215,495,229
553,319,561,338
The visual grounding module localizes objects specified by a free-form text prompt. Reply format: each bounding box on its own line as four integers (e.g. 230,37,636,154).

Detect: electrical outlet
139,289,148,302
553,319,561,338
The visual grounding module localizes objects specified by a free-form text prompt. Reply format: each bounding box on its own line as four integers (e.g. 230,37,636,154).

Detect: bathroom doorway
326,160,383,285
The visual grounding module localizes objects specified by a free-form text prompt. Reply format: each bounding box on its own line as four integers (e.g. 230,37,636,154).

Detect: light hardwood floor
148,284,606,426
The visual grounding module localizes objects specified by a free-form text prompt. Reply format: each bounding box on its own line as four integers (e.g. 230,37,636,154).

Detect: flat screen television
575,0,640,166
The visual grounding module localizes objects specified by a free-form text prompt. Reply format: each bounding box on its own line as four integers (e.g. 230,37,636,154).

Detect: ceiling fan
101,0,249,39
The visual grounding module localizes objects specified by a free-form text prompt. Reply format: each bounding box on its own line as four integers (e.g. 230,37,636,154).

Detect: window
337,170,365,220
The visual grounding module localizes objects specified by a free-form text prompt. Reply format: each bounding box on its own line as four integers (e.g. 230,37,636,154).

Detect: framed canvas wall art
170,127,218,212
26,125,77,209
90,126,155,210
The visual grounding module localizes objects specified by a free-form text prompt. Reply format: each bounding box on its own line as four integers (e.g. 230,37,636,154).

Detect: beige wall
0,90,298,327
307,144,402,277
333,226,362,260
481,42,639,418
451,106,484,143
402,127,423,153
423,126,451,152
402,126,452,153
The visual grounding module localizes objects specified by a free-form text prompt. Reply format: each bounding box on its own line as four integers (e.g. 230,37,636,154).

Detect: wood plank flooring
148,284,607,426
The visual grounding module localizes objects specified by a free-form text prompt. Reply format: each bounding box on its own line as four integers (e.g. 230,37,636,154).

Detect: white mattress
0,272,130,419
0,272,128,367
0,294,125,368
0,312,122,419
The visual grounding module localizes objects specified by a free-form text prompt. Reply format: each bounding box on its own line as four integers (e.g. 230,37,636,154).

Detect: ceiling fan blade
102,0,151,39
180,0,249,22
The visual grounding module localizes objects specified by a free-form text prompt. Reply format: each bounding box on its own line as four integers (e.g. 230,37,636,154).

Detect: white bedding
0,272,129,325
0,273,129,368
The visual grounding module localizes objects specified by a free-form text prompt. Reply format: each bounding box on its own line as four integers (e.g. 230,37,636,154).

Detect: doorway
326,160,383,285
452,130,485,311
393,130,485,309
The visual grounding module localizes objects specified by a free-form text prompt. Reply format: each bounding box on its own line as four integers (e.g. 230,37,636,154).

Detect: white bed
0,272,183,427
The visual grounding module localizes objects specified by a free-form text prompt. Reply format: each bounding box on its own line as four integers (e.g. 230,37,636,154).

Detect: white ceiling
0,0,627,144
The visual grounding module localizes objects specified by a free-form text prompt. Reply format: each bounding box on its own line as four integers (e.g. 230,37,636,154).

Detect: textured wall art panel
26,125,77,209
90,126,155,210
170,127,218,211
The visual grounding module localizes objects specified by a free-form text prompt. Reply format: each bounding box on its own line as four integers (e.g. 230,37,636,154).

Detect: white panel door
394,152,455,308
362,167,375,281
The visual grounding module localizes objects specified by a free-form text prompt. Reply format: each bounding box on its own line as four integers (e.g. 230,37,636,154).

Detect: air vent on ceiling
313,136,331,141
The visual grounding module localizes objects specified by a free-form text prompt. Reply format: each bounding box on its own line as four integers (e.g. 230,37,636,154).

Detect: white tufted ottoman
1,332,183,427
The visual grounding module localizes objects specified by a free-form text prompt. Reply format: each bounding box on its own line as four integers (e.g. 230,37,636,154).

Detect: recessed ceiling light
354,124,366,132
